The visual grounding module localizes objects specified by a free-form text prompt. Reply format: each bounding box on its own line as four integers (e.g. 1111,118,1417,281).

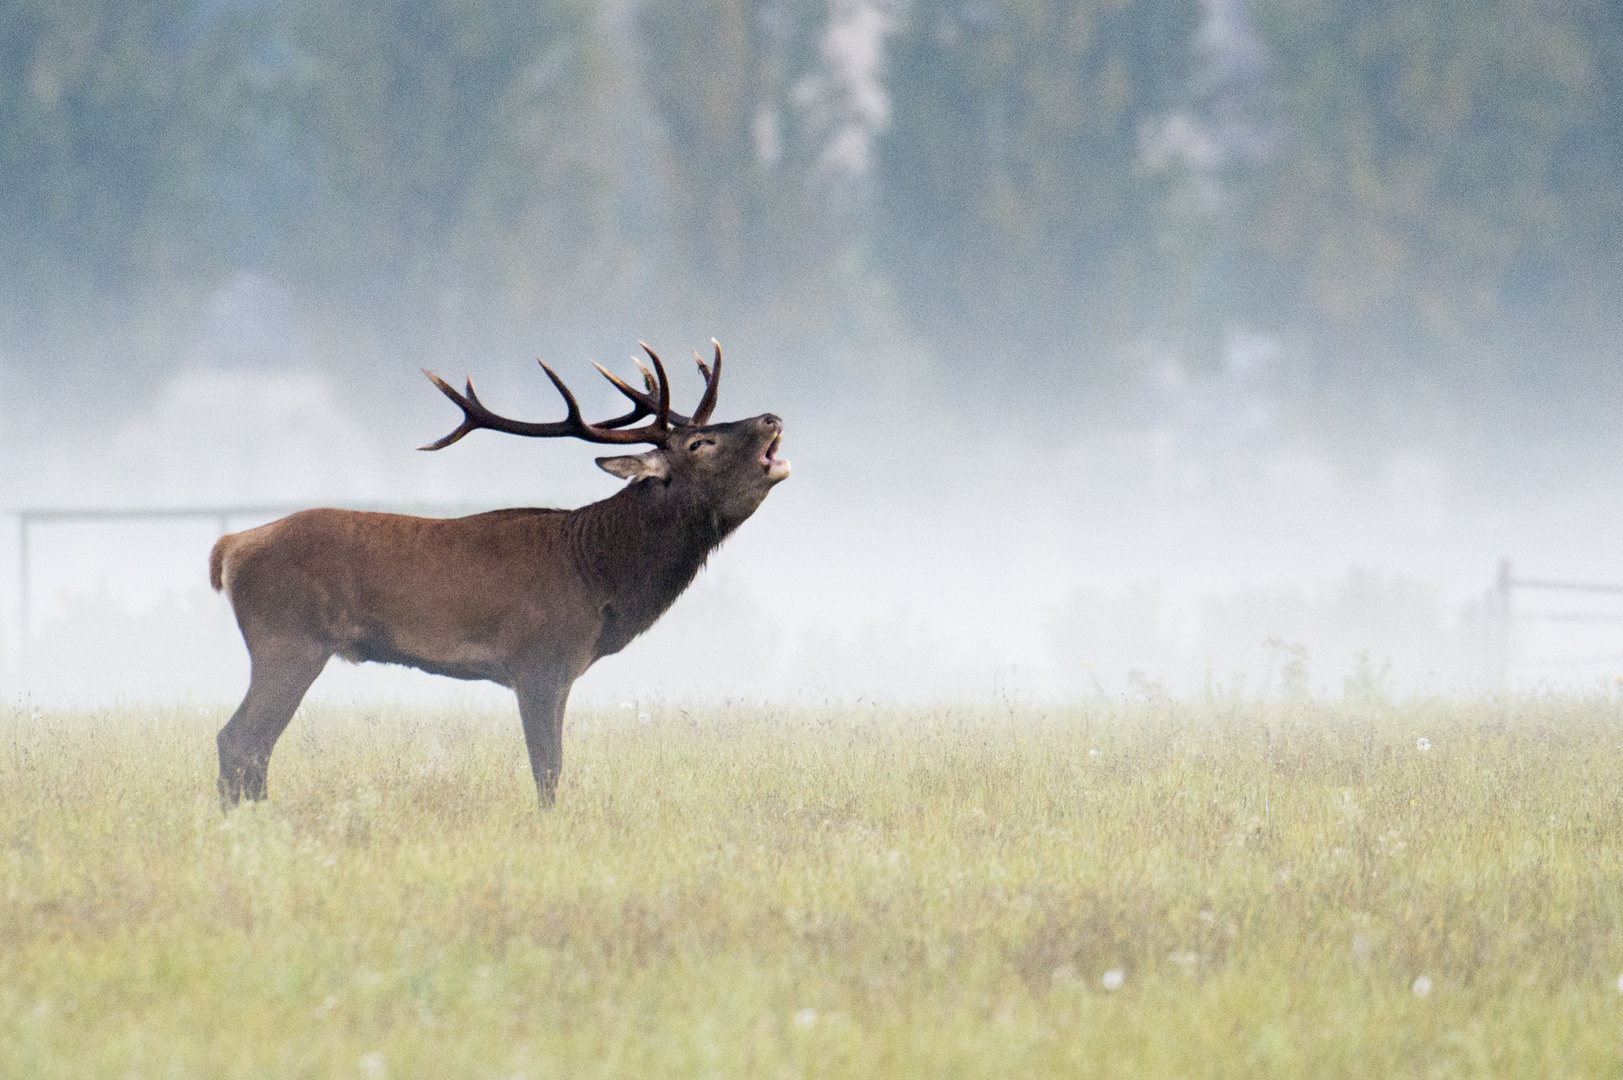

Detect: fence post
17,513,29,652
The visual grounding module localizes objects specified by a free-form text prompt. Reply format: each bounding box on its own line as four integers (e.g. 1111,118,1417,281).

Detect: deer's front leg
513,666,574,807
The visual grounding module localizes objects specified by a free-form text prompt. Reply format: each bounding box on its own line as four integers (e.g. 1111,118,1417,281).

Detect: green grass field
3,694,1622,1078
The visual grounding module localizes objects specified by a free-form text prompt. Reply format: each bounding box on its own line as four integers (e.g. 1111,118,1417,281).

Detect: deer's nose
760,414,782,429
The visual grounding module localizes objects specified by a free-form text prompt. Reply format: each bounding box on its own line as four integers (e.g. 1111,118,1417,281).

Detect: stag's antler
692,339,722,424
419,349,678,450
592,340,722,427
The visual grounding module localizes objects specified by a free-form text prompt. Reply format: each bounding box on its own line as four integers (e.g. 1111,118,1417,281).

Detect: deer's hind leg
218,635,330,807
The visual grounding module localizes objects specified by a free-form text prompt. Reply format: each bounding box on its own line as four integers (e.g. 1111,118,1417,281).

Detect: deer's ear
596,450,669,481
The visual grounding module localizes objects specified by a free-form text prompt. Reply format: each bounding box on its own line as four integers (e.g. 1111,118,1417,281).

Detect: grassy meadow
3,694,1623,1078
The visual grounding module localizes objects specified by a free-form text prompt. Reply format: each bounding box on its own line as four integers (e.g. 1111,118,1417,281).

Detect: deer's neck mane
566,479,734,654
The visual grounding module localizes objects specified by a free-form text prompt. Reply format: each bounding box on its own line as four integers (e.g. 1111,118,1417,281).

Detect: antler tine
535,361,586,425
633,357,658,395
418,370,482,450
589,361,667,428
592,359,697,427
690,339,722,425
637,342,672,431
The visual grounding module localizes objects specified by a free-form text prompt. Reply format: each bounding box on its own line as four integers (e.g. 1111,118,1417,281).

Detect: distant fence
1493,559,1623,684
11,503,489,647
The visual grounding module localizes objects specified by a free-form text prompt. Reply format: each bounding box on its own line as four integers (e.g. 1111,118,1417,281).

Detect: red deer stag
210,341,788,808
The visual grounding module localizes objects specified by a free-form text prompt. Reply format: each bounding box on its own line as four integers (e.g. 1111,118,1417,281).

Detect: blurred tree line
1,0,1619,425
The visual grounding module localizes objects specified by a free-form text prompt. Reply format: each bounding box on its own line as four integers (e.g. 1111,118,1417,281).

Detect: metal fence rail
1494,559,1623,682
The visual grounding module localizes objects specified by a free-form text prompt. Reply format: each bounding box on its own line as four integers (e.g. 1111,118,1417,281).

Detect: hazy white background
4,275,1621,707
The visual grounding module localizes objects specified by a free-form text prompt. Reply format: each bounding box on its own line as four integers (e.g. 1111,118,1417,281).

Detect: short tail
209,535,232,592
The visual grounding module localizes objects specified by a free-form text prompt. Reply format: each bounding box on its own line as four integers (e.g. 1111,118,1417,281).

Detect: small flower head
794,1007,817,1028
1411,975,1432,998
1416,737,1431,751
1101,968,1125,991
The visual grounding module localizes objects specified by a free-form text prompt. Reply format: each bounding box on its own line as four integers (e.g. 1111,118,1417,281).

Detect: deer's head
421,340,789,526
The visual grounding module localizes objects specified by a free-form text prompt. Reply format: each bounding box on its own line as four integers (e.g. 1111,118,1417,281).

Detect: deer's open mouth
762,434,790,482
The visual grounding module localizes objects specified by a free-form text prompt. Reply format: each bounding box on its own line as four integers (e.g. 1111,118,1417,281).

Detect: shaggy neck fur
565,477,737,655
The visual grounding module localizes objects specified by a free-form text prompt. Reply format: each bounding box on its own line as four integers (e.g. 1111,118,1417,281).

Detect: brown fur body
211,407,785,808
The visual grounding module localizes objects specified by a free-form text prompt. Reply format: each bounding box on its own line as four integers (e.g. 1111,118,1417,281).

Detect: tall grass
3,695,1621,1078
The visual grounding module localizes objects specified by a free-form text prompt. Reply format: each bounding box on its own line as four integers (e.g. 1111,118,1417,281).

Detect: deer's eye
688,438,713,452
